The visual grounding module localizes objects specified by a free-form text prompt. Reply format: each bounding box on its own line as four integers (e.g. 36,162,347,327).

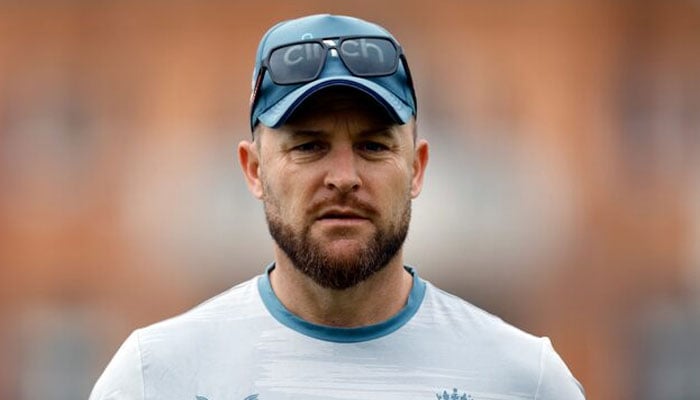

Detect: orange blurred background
2,1,700,399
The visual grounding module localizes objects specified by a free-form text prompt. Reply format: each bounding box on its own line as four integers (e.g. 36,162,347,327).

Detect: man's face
241,90,428,290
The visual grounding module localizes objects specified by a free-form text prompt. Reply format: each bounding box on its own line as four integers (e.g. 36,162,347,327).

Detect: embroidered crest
436,388,473,400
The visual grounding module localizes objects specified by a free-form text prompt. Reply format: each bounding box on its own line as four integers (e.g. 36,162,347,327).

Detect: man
90,14,585,400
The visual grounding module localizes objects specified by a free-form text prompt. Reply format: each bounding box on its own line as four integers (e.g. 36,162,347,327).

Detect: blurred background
1,1,699,399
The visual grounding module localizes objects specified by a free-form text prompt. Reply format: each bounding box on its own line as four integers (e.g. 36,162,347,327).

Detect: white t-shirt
90,266,585,400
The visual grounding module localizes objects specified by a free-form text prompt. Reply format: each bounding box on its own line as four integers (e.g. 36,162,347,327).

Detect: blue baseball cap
249,14,417,131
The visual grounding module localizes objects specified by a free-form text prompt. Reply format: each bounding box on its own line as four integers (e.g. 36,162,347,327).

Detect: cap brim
258,77,414,128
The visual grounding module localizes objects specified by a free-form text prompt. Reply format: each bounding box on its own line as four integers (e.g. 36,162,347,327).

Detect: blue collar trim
257,263,426,343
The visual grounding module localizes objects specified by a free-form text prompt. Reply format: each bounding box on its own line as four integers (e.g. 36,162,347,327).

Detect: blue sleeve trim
257,263,426,343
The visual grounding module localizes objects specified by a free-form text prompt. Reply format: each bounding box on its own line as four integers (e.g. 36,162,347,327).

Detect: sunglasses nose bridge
322,39,339,47
322,39,340,58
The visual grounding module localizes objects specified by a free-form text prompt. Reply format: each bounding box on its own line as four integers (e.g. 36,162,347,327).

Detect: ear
238,140,264,199
410,139,429,198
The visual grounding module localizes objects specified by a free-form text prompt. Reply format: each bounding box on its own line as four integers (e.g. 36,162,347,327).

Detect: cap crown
250,14,416,130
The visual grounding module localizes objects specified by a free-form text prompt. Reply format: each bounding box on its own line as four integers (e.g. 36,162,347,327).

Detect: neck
269,247,414,327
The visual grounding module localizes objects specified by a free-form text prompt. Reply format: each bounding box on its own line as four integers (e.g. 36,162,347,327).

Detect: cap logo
339,38,386,63
283,44,320,65
280,38,388,67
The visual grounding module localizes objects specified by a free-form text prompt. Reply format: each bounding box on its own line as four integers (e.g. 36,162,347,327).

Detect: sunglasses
250,36,417,112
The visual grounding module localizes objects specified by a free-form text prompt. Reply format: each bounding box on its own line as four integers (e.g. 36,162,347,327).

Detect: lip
317,208,368,220
316,208,371,225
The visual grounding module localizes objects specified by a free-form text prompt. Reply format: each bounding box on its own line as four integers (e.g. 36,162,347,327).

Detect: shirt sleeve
89,331,145,400
535,338,586,400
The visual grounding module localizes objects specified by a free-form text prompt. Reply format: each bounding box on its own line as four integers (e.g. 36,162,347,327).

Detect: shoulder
110,274,266,369
414,281,585,399
136,275,266,345
138,276,262,337
419,280,537,342
89,330,144,400
90,275,269,400
412,281,548,359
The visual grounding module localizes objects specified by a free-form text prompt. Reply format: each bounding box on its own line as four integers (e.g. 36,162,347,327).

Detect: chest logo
436,388,473,400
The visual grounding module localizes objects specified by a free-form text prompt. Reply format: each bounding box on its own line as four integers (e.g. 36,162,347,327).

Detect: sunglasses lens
268,42,325,84
339,38,398,76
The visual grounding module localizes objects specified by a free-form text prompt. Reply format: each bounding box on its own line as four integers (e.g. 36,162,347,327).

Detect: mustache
308,193,378,217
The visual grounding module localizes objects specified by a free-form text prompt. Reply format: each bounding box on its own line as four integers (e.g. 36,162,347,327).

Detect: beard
263,189,411,291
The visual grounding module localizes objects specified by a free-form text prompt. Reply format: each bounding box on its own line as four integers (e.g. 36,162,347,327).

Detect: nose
323,145,362,193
